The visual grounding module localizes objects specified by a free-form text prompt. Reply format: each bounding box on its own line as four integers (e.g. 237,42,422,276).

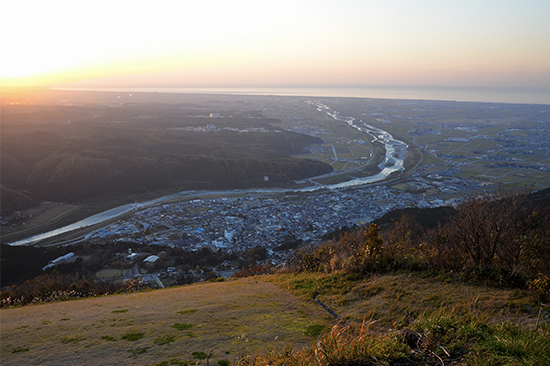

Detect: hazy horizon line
52,85,550,105
3,84,549,105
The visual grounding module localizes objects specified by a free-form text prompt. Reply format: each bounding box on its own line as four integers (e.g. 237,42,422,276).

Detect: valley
1,90,549,366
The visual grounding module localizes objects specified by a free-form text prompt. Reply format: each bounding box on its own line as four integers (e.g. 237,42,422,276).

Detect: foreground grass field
2,272,548,365
1,278,330,366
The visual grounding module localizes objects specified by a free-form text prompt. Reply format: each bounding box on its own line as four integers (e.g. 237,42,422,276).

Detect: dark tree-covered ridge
1,103,332,212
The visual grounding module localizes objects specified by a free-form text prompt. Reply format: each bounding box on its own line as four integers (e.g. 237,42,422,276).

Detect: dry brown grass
1,277,331,366
2,272,543,365
269,272,539,332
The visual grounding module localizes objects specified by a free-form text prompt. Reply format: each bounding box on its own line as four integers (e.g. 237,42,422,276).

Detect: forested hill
372,186,550,231
1,103,332,213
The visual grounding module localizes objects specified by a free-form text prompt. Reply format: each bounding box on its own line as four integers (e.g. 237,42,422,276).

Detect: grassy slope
2,273,547,366
1,278,330,366
268,272,540,330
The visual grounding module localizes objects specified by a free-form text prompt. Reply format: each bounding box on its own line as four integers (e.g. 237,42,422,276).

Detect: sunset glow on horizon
2,0,550,92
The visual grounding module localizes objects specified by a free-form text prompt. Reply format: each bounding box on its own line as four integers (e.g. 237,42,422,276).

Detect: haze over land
1,0,549,295
2,89,549,251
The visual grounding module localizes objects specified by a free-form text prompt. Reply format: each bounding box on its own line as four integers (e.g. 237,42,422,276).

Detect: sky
2,0,550,92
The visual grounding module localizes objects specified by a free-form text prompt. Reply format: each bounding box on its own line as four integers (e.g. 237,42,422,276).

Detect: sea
59,86,550,105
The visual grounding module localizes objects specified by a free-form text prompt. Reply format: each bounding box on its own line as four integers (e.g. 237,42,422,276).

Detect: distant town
80,97,550,272
2,91,549,287
85,179,458,265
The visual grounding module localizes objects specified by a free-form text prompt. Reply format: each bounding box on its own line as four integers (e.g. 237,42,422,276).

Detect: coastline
53,85,550,105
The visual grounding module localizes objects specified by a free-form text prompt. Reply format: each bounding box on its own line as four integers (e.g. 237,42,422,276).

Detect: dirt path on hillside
1,278,330,366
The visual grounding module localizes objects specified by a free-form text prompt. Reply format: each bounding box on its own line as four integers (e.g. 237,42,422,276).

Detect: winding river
8,103,407,246
313,102,408,188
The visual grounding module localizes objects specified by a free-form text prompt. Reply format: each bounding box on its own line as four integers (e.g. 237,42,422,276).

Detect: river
312,102,408,188
8,103,407,246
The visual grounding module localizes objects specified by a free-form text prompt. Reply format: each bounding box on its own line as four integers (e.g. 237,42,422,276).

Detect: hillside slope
2,272,547,366
1,277,329,366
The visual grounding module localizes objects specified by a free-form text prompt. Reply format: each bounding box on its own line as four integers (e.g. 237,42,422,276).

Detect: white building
212,239,226,249
224,229,235,243
42,252,78,271
143,255,159,263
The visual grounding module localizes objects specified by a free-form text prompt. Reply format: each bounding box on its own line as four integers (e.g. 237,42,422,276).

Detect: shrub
192,351,207,359
529,275,550,303
236,311,550,365
172,323,194,331
61,337,86,343
11,347,29,353
296,224,387,275
154,335,175,346
232,264,274,278
428,190,550,281
303,323,327,338
0,272,148,308
121,331,144,341
315,322,407,365
293,189,550,294
235,321,407,365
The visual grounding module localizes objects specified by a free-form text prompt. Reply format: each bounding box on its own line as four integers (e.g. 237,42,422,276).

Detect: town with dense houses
84,174,466,263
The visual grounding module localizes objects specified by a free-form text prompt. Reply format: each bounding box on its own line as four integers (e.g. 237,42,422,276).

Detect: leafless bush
232,264,274,278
